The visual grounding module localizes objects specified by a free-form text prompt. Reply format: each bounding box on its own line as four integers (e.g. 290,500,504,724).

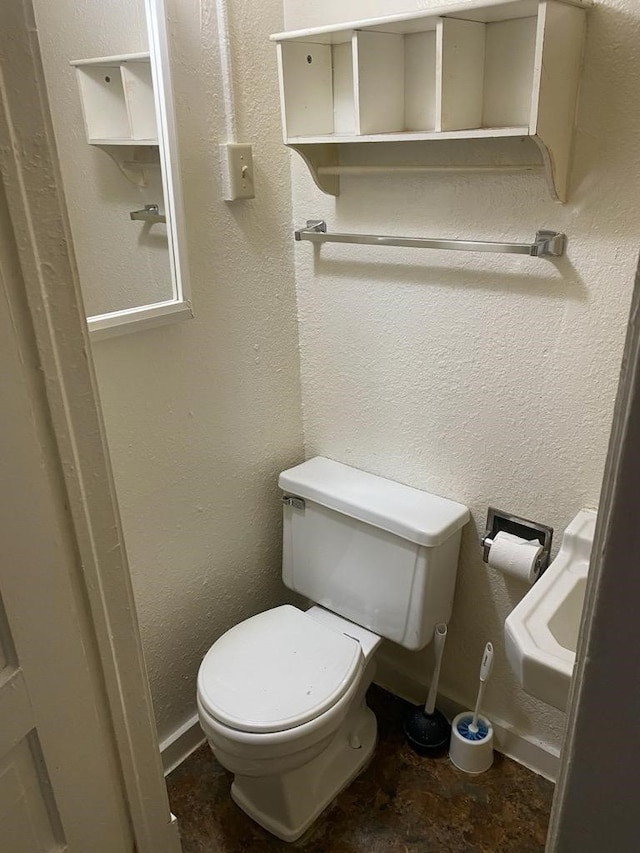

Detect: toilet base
230,702,377,842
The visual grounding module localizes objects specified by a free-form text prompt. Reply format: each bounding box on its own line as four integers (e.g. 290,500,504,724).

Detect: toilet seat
197,605,363,734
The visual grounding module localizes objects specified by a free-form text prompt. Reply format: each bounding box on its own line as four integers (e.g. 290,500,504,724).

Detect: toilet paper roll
487,531,543,584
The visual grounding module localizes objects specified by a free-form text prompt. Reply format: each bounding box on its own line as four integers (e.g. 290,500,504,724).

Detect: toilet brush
403,623,451,756
449,642,495,774
459,642,494,740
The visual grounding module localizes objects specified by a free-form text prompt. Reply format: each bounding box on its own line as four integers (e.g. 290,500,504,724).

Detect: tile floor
167,687,554,852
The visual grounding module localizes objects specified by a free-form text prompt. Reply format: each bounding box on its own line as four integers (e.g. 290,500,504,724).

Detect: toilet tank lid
279,457,470,547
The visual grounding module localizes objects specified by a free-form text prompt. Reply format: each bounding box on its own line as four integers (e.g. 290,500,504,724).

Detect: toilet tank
278,457,469,650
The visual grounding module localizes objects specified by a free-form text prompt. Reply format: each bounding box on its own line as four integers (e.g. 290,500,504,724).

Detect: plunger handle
424,623,447,715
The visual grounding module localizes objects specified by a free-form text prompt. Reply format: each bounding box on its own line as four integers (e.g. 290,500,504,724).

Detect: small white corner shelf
271,0,592,201
71,53,158,145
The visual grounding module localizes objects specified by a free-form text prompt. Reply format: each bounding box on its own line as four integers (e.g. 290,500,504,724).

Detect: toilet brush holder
449,712,494,774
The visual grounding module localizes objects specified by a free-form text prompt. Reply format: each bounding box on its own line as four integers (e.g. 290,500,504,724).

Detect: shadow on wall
570,4,640,198
308,253,588,301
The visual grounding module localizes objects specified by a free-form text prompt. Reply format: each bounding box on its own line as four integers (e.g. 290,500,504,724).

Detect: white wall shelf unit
71,53,158,145
271,0,592,201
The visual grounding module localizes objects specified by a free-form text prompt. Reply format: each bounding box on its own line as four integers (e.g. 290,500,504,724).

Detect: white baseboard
375,665,560,783
159,713,206,776
158,676,560,783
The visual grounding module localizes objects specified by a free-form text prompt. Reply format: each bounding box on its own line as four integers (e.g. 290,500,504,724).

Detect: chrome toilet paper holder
481,508,554,576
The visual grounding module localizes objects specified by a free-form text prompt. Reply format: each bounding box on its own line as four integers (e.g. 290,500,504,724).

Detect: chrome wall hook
129,204,166,224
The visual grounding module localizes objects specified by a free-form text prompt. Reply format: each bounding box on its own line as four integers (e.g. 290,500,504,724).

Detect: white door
0,2,182,850
0,179,134,851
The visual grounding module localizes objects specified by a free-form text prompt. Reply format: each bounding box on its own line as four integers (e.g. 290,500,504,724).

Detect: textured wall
38,0,304,741
32,0,173,316
36,0,639,757
284,0,639,753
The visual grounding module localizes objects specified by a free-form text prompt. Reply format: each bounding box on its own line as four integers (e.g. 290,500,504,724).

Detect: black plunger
403,623,451,756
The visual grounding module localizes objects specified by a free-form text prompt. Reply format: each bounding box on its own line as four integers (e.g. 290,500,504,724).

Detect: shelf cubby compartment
72,53,158,145
438,15,538,132
277,37,357,138
354,29,438,134
271,0,592,202
278,29,439,139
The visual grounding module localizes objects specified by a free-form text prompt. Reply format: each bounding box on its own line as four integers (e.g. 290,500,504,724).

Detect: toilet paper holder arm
481,507,554,575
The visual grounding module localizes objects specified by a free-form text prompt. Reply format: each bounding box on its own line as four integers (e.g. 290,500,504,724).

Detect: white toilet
196,457,469,842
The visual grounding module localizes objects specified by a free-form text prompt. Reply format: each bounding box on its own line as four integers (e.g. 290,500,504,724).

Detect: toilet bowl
197,605,381,841
196,457,469,842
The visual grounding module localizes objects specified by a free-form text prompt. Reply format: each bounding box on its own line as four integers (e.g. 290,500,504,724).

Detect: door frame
5,0,640,848
546,255,640,849
0,2,181,851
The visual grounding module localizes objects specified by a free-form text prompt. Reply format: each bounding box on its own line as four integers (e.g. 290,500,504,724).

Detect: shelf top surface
71,52,150,67
286,127,530,145
271,0,592,42
88,138,159,146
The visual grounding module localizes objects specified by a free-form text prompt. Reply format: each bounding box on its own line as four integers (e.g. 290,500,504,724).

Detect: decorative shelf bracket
294,220,566,258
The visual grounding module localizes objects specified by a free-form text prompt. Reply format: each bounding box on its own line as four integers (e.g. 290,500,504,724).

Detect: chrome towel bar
294,220,566,258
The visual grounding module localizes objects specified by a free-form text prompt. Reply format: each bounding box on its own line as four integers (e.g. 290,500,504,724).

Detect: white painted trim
82,0,193,341
146,0,192,315
375,663,560,782
158,677,560,783
547,258,640,847
436,691,560,782
160,714,206,777
0,2,181,850
0,171,132,849
88,299,193,341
